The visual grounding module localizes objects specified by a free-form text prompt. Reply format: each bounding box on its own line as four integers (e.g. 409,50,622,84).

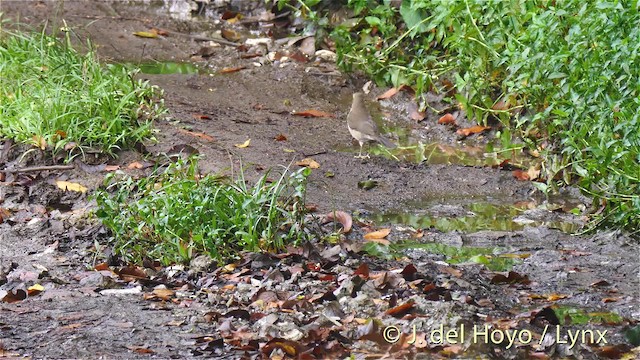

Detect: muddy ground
1,1,638,359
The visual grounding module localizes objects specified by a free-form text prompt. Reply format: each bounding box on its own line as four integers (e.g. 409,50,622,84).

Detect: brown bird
347,92,396,158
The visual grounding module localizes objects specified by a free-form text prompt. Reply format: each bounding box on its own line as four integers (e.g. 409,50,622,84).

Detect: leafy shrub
285,0,640,232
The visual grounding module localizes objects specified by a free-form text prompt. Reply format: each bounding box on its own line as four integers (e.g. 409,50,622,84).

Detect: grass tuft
0,28,163,157
95,159,310,265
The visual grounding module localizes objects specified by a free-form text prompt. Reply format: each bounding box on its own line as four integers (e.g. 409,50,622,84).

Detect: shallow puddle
361,240,522,271
368,200,583,234
136,61,202,75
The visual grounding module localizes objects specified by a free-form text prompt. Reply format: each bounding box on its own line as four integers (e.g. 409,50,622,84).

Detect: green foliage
294,0,640,232
95,159,310,265
0,29,163,157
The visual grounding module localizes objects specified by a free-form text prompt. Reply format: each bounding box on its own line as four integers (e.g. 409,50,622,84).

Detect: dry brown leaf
152,288,175,301
150,27,168,36
295,158,320,169
221,29,241,42
178,128,215,141
439,266,462,278
55,180,87,193
219,66,246,74
274,134,287,141
291,109,335,118
410,108,426,122
456,125,491,137
385,300,414,317
104,165,120,172
127,161,144,170
323,210,352,233
55,130,67,139
0,207,11,224
438,113,457,125
192,113,212,120
32,135,47,150
364,228,391,240
526,165,541,181
376,87,399,100
512,169,529,181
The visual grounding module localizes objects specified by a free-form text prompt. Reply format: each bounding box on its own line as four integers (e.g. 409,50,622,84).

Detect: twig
2,165,75,173
302,151,327,157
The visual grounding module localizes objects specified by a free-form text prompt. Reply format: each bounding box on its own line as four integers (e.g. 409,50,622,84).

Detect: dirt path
1,1,638,359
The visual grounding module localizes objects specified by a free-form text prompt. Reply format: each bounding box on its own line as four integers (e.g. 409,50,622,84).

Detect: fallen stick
2,165,75,173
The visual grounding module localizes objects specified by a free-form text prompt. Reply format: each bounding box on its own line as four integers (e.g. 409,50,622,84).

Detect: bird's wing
350,114,380,137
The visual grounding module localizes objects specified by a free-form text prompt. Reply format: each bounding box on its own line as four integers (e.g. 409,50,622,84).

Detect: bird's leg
354,143,370,159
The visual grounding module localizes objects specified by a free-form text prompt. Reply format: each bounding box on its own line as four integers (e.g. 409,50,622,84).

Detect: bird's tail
378,135,396,149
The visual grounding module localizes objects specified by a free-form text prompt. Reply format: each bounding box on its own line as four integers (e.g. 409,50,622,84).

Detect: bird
347,92,396,159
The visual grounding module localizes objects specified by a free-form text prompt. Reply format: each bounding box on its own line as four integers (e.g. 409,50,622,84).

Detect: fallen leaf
490,271,530,285
128,347,155,355
94,262,110,271
439,266,462,278
512,170,530,181
295,158,319,169
526,165,541,181
221,10,239,20
590,280,611,288
219,66,246,74
192,113,212,120
602,297,620,303
0,207,11,224
104,165,120,171
32,135,47,150
291,109,335,118
150,27,168,36
133,30,158,38
456,125,491,137
221,28,241,42
323,210,352,233
223,12,242,23
178,128,215,142
55,130,67,139
410,108,426,121
117,266,148,282
151,288,175,301
385,301,414,317
357,180,378,190
354,263,370,279
234,139,251,148
27,283,44,296
376,87,399,100
288,50,309,63
261,338,302,357
127,161,144,170
438,113,457,125
55,180,87,193
274,134,287,141
364,228,391,240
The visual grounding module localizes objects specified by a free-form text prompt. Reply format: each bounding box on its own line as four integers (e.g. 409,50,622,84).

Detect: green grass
0,28,162,157
95,159,311,265
283,0,640,233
